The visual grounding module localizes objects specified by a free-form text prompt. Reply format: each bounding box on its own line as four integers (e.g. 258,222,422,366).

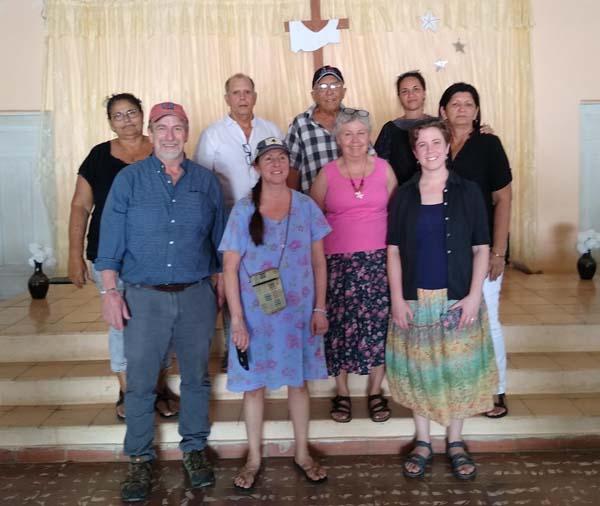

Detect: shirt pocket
178,189,215,237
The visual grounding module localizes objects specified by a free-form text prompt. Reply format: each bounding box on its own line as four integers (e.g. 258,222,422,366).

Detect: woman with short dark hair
439,82,512,419
68,93,178,420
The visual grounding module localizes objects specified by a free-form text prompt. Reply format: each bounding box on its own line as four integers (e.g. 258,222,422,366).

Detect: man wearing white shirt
194,73,283,370
194,73,283,209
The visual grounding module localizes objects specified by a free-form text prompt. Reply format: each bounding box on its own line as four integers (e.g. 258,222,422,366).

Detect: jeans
122,280,216,460
92,264,172,374
483,273,506,395
91,263,126,372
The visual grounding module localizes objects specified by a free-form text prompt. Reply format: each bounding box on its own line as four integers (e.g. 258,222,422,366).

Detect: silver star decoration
453,39,466,53
434,59,448,72
420,11,440,32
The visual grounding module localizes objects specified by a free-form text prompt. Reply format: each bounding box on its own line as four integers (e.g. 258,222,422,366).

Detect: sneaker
121,459,152,503
183,449,215,488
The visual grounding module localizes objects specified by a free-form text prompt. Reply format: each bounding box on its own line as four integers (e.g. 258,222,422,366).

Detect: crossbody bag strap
241,191,293,279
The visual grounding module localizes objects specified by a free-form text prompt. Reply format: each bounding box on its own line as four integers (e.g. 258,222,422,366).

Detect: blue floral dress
218,190,331,392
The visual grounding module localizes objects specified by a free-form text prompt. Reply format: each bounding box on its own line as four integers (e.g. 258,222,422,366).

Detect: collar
150,153,190,173
405,169,464,188
225,114,255,128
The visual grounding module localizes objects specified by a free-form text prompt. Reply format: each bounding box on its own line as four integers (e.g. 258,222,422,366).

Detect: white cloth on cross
289,19,340,53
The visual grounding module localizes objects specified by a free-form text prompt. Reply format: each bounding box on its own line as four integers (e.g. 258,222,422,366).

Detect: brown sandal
233,463,261,490
330,395,352,423
367,393,391,422
154,388,179,418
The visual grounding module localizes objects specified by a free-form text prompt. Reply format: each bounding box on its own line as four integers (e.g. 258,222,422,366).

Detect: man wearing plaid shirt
286,66,374,193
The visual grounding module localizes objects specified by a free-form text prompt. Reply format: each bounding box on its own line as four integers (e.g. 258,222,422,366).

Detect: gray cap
253,137,290,163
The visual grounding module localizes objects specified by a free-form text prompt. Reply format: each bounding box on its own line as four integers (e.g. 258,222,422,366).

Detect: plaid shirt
286,104,375,193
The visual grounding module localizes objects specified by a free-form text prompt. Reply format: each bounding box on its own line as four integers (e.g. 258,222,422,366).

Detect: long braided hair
249,179,264,246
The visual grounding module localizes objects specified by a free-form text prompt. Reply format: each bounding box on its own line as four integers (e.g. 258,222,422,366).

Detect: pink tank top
323,157,389,255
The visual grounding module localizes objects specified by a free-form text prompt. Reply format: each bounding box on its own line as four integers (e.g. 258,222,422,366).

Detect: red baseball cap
148,102,189,125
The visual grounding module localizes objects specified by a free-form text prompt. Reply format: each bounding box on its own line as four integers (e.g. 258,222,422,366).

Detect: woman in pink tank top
311,108,397,424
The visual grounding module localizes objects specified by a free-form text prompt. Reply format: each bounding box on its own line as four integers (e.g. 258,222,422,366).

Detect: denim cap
312,65,344,87
253,137,289,164
148,102,189,125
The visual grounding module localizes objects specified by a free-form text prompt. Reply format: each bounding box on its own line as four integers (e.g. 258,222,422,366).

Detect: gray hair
224,73,256,93
333,109,372,138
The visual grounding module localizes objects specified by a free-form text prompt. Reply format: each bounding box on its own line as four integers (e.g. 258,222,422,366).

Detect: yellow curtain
41,0,535,270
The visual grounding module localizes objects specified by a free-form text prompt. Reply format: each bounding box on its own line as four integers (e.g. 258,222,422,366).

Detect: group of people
68,65,512,502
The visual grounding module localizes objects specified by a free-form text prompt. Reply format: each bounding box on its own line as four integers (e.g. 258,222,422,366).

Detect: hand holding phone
236,347,249,370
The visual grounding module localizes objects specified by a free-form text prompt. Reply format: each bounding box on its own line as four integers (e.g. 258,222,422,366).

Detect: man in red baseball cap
97,100,226,502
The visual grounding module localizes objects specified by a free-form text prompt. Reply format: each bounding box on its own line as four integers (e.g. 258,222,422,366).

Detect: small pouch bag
242,198,292,315
249,267,287,314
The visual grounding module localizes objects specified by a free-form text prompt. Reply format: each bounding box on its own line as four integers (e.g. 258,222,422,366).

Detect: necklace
347,159,367,199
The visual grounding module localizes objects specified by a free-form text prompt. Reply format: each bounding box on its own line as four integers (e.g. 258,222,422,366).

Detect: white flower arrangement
28,243,57,268
576,229,600,255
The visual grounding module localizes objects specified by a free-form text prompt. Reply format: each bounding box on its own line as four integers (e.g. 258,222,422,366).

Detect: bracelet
99,287,119,295
312,308,327,316
492,251,505,258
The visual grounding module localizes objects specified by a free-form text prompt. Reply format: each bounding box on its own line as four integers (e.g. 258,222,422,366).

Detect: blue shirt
95,155,225,285
416,203,448,289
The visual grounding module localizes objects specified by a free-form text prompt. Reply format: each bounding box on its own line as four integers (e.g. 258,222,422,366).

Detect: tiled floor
1,268,600,335
1,452,599,505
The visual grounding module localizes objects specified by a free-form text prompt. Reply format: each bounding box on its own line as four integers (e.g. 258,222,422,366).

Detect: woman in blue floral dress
219,137,331,490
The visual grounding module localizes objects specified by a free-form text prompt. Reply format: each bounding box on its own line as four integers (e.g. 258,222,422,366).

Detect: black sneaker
183,449,215,488
121,459,152,502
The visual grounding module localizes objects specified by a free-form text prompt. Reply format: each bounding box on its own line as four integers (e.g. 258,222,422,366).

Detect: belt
143,282,198,292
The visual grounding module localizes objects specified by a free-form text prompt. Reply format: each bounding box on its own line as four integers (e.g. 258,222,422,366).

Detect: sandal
233,463,261,490
484,393,508,418
330,395,352,423
154,388,179,418
446,440,477,480
116,390,126,420
367,393,391,422
403,440,433,479
293,459,327,484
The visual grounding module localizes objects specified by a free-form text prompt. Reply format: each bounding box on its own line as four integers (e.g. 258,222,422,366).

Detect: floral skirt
325,249,389,376
386,288,497,426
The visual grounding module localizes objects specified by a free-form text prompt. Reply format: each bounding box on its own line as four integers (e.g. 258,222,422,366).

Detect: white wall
0,0,44,111
531,0,600,271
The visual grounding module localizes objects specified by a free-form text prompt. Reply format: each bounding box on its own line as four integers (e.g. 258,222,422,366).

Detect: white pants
483,274,506,395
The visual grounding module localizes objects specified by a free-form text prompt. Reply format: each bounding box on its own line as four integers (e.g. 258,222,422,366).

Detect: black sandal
446,440,477,480
154,389,179,418
403,440,433,479
330,395,352,423
367,393,391,422
115,390,125,420
484,393,508,418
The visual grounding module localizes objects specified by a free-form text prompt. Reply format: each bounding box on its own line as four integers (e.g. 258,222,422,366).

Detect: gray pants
122,280,216,460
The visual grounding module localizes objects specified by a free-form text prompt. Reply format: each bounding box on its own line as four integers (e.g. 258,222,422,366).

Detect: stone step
1,394,599,460
3,323,600,362
2,352,600,405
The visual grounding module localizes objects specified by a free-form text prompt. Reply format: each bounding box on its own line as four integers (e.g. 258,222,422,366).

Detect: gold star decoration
453,39,466,53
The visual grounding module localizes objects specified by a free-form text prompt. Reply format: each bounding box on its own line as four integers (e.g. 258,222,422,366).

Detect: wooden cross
284,0,350,71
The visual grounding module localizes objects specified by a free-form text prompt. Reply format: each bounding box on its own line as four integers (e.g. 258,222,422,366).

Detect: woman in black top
68,93,177,419
374,71,434,185
439,83,512,419
386,119,497,481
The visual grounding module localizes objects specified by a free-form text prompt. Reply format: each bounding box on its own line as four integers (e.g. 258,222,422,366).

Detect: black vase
577,251,597,280
28,261,50,299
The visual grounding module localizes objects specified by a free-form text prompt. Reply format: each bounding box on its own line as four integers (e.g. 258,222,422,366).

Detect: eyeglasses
341,108,369,117
242,143,252,165
314,82,344,92
111,109,140,122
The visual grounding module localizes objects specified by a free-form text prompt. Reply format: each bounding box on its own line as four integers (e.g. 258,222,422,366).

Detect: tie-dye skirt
386,288,497,426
